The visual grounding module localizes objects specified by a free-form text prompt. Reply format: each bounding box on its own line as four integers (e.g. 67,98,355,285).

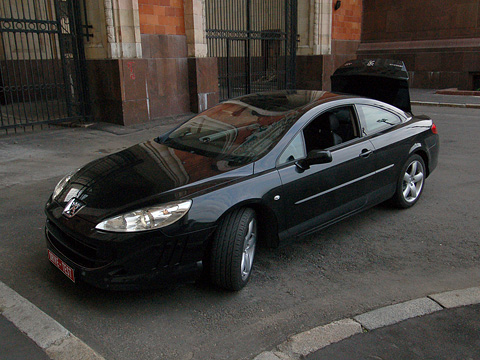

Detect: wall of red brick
138,0,185,35
332,0,362,41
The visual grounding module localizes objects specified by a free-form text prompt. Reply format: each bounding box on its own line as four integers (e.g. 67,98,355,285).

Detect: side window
356,105,402,135
278,132,306,165
302,106,359,153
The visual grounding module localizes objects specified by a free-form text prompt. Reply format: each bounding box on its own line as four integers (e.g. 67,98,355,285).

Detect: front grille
46,220,111,269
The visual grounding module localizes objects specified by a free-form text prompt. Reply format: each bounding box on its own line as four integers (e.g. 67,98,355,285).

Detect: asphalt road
0,105,479,360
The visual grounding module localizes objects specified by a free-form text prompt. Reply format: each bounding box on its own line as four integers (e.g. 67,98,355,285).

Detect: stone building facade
4,0,479,130
83,0,218,125
81,0,365,125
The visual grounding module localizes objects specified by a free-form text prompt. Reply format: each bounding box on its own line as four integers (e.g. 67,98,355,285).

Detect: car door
277,105,376,237
355,104,410,201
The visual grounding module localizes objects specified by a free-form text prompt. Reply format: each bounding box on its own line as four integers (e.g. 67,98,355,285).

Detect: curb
0,281,104,360
252,286,480,360
411,101,480,109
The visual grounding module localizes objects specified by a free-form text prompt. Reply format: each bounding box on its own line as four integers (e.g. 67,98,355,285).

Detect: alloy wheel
402,160,424,203
241,218,257,281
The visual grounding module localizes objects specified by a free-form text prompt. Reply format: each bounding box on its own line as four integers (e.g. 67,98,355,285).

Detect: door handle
359,149,373,158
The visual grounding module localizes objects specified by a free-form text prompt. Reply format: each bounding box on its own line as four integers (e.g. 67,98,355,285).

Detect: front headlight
52,170,77,200
95,200,192,232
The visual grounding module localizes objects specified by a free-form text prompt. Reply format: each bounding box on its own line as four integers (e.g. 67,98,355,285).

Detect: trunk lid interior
331,58,412,113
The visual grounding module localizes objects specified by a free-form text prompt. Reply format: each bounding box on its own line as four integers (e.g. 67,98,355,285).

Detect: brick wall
332,0,362,41
139,0,185,35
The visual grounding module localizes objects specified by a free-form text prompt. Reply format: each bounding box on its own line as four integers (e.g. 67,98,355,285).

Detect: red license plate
48,249,75,283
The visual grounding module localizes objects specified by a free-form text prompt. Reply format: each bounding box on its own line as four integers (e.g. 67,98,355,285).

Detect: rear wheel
392,154,426,208
209,208,257,291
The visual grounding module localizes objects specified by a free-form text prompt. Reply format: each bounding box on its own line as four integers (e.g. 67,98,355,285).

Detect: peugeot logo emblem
63,198,85,218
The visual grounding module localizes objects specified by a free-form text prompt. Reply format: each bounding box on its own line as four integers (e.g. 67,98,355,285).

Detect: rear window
356,105,402,135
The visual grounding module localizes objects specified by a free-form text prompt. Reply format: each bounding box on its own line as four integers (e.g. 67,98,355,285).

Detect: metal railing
206,0,297,101
0,0,89,132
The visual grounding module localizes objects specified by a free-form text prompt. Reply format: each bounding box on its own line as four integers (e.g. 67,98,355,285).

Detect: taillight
431,123,437,134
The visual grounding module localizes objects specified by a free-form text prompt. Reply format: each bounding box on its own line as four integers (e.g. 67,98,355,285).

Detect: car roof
230,90,356,114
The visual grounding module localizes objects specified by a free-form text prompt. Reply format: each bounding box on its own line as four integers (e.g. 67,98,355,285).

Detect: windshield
159,101,299,164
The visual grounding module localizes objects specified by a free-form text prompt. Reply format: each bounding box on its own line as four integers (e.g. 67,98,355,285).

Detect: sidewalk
1,89,479,360
410,88,480,108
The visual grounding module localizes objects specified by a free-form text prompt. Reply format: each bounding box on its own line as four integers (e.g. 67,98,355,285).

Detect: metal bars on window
0,0,89,132
206,0,297,101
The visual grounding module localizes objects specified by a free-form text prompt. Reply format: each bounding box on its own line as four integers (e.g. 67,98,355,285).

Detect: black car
45,59,439,291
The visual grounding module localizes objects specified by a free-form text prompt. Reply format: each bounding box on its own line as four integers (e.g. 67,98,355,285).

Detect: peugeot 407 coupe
45,59,439,290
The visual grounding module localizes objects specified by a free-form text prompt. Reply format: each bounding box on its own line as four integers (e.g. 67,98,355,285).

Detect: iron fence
206,0,297,101
0,0,89,132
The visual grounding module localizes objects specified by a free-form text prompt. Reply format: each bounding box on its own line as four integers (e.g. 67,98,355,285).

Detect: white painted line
429,287,480,308
0,281,104,360
353,297,443,331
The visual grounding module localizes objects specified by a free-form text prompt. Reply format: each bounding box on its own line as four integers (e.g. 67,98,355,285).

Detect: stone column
297,0,332,56
312,0,332,55
83,0,144,125
184,0,219,112
184,0,207,58
296,0,333,90
104,0,142,59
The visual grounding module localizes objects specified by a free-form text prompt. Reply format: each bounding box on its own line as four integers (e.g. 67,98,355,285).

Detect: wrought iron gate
0,0,89,132
206,0,297,101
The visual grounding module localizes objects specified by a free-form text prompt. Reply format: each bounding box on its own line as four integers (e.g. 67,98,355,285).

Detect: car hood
54,140,252,220
331,58,412,113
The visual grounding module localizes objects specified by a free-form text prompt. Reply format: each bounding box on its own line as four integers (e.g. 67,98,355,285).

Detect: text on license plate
48,249,75,283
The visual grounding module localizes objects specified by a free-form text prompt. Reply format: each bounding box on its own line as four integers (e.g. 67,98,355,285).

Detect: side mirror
295,150,332,171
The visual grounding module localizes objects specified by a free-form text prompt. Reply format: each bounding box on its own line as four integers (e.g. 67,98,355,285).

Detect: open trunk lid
331,59,412,113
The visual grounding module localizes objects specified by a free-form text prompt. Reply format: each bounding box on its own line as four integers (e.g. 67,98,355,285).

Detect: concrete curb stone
0,281,104,360
279,319,362,359
45,335,105,360
411,101,480,109
253,286,480,360
353,297,442,331
429,287,480,308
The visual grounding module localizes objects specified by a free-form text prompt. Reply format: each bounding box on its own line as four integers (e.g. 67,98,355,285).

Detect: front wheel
209,208,257,291
392,154,426,208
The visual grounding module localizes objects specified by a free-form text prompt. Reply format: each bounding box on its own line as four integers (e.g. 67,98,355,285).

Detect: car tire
209,208,257,291
392,154,426,208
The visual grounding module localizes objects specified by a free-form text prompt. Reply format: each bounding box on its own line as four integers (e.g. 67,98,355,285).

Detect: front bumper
45,217,214,290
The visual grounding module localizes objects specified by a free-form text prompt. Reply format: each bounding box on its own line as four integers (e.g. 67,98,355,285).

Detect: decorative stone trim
313,0,332,55
298,0,332,56
104,0,142,59
184,0,207,58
